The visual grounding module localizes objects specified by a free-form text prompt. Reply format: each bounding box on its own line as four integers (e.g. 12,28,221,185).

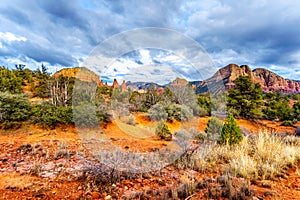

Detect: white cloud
139,49,152,64
124,64,178,85
0,32,27,42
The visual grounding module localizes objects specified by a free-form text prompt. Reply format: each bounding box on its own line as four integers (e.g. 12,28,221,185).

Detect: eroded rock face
201,64,300,94
53,67,102,85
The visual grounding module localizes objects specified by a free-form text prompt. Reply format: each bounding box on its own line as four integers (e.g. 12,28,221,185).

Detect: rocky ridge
198,64,300,94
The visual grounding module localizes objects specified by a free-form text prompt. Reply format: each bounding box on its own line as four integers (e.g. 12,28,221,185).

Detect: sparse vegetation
205,116,223,140
227,76,263,119
155,121,172,141
1,65,300,199
220,114,243,145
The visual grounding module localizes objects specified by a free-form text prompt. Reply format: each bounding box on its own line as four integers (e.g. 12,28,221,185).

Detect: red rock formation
170,77,189,87
53,67,101,84
112,79,119,88
121,80,127,91
156,87,164,94
207,64,300,94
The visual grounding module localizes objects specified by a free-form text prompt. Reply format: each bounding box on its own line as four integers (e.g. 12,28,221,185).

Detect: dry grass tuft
212,131,300,180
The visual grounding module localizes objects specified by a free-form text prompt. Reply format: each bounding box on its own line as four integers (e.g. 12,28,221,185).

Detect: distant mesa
53,67,127,90
197,64,300,94
170,77,189,87
53,65,300,94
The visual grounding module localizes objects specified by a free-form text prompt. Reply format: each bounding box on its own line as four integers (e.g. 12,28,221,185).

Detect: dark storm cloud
0,0,299,79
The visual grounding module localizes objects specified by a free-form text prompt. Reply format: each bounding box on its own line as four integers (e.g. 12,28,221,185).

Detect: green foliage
143,86,160,109
227,76,263,119
0,92,32,123
281,120,293,126
148,103,193,122
197,94,211,116
263,92,293,121
148,103,167,121
0,67,23,94
205,116,223,140
155,121,172,141
220,114,243,145
31,103,73,129
129,91,148,112
165,103,193,122
31,66,51,98
293,101,300,121
73,103,99,128
73,101,111,128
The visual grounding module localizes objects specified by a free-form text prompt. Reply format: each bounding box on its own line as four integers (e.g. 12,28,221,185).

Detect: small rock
205,177,215,183
216,175,227,184
112,183,116,187
105,195,112,200
264,190,278,197
124,186,128,190
261,182,272,188
90,192,101,199
77,186,82,190
158,178,166,186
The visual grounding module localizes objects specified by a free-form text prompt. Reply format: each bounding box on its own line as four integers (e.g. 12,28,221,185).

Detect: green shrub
281,120,293,126
0,92,32,124
0,67,23,94
73,103,99,128
220,114,243,145
205,116,223,140
31,103,73,129
166,103,193,122
155,121,172,141
148,103,167,121
127,115,136,125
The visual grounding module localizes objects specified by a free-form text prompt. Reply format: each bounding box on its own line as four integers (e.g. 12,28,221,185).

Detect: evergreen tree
227,76,263,119
205,116,223,140
0,67,23,94
155,121,172,141
220,114,243,145
293,101,300,121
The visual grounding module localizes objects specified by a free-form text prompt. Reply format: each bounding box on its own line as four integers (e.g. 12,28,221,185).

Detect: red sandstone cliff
204,64,300,94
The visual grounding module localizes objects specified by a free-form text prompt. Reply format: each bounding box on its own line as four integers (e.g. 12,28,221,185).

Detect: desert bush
165,103,193,122
0,92,32,127
281,120,294,126
293,101,300,121
148,103,193,122
0,67,23,94
31,102,73,129
148,103,167,121
155,121,172,141
73,103,99,128
205,116,223,141
220,114,243,145
127,115,136,125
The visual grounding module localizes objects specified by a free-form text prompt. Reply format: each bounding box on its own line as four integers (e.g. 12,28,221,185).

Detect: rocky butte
197,64,300,94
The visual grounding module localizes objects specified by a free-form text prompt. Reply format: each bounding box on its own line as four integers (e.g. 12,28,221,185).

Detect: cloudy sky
0,0,300,82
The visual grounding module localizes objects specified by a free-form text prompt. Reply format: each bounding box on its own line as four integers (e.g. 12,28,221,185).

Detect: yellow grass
205,130,300,180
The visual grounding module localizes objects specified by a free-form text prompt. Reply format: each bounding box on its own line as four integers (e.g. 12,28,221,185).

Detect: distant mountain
126,81,164,90
54,65,300,94
54,67,101,84
196,64,300,94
